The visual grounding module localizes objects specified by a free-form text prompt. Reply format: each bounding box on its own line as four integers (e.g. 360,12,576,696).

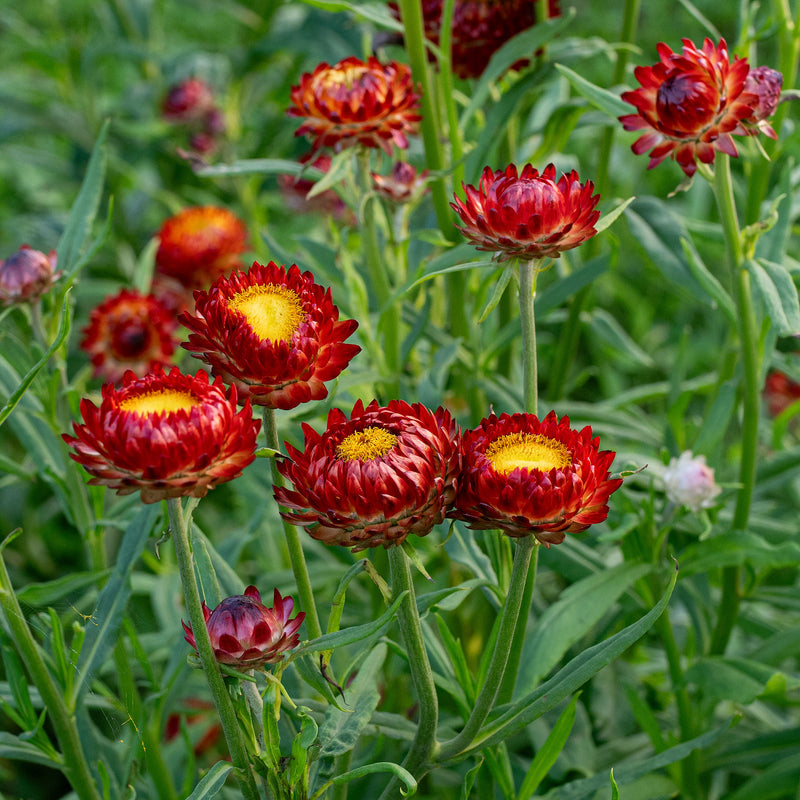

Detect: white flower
663,451,721,512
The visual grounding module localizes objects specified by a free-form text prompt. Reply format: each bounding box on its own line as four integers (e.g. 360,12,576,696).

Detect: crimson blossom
620,38,761,176
451,411,623,544
275,399,460,551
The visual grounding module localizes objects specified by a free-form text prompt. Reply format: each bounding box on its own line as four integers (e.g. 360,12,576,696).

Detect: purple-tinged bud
0,245,61,307
743,66,783,139
372,161,429,203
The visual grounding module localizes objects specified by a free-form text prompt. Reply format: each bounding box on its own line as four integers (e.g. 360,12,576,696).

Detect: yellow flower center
228,285,305,343
321,65,368,92
120,389,199,415
336,426,398,461
485,432,572,475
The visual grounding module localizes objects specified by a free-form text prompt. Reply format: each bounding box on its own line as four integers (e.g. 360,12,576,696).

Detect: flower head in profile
451,411,622,544
180,261,360,410
0,245,61,307
63,367,260,503
452,164,600,261
372,161,429,203
742,66,783,139
183,586,304,668
620,38,760,176
287,56,421,154
663,451,721,512
764,369,800,417
275,399,460,551
80,288,178,383
155,206,248,291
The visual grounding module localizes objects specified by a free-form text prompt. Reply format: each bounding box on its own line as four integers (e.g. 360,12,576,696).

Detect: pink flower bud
663,451,721,512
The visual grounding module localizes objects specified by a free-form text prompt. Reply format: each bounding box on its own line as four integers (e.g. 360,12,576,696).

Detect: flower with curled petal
620,38,760,177
452,164,600,261
63,367,260,504
274,399,460,551
287,56,421,154
0,245,61,307
180,261,360,410
156,206,248,291
183,586,304,668
451,411,622,544
80,288,178,383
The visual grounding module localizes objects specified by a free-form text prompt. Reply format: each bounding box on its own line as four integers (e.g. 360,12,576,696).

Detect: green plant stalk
264,408,323,640
438,534,536,761
520,259,541,415
381,545,439,798
166,498,261,800
709,154,759,655
0,549,102,800
438,0,463,191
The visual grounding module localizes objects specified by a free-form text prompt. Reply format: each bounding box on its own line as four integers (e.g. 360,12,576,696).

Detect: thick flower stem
166,498,261,800
520,259,541,415
709,155,759,656
380,545,439,799
438,535,536,761
0,545,102,800
264,409,323,641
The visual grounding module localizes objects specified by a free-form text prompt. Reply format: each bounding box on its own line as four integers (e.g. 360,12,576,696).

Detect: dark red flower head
180,261,360,410
63,367,260,504
451,411,622,544
620,38,760,176
80,288,178,383
183,586,304,668
764,369,800,417
275,399,460,551
0,245,61,307
452,163,600,261
162,78,216,123
742,66,783,139
287,56,422,154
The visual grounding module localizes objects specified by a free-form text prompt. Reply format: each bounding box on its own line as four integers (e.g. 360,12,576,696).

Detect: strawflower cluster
161,77,226,155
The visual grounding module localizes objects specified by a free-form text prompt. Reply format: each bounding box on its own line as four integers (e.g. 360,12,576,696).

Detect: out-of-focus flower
63,367,259,504
372,161,429,203
391,0,560,79
278,153,353,220
764,369,800,417
452,163,600,261
451,411,622,544
181,261,360,410
183,586,304,668
0,245,61,307
620,38,759,176
287,56,422,154
164,699,223,758
162,78,216,123
743,66,783,139
663,450,721,512
275,399,460,551
80,288,177,383
155,206,248,291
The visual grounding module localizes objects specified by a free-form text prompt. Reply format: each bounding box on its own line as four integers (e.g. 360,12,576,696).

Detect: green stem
520,259,540,415
166,499,261,800
379,546,438,799
438,535,536,761
0,548,102,800
264,408,323,640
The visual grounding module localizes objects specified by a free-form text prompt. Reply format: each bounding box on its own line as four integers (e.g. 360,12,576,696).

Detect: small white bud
663,451,721,512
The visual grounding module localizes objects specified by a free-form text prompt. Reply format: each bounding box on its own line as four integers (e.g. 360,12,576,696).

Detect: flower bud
663,451,721,512
0,245,61,306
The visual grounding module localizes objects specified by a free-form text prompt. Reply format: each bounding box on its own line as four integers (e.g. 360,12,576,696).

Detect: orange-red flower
372,161,429,203
620,38,759,176
183,586,304,668
0,245,61,306
63,367,259,504
452,163,599,261
451,411,622,544
155,206,248,291
287,56,421,154
180,261,360,410
275,399,460,551
80,288,177,383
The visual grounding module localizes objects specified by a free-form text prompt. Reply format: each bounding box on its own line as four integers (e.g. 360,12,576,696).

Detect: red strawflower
275,399,460,551
372,161,429,203
620,38,760,176
155,206,248,291
180,261,360,410
452,163,600,261
80,288,178,383
764,370,800,417
63,367,260,504
182,586,304,668
162,78,216,123
0,245,61,307
742,66,783,139
451,411,623,544
287,56,421,154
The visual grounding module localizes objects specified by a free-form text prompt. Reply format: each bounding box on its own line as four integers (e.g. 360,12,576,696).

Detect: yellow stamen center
120,389,199,415
486,432,572,476
228,285,305,343
336,426,398,461
321,65,368,92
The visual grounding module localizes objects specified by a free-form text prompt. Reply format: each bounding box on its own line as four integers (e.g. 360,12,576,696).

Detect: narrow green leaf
536,255,610,317
462,757,484,800
307,149,352,199
16,570,108,607
587,309,654,367
680,531,800,576
311,762,416,800
595,197,635,233
191,525,243,600
676,0,722,38
185,761,235,800
723,751,800,800
751,258,800,335
478,266,514,323
293,0,403,29
198,158,321,178
0,732,63,768
555,63,632,118
680,238,736,322
609,768,620,800
693,380,737,454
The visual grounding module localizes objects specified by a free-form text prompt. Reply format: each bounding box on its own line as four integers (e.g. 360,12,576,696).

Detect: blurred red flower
372,161,428,203
161,78,216,123
764,370,800,417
